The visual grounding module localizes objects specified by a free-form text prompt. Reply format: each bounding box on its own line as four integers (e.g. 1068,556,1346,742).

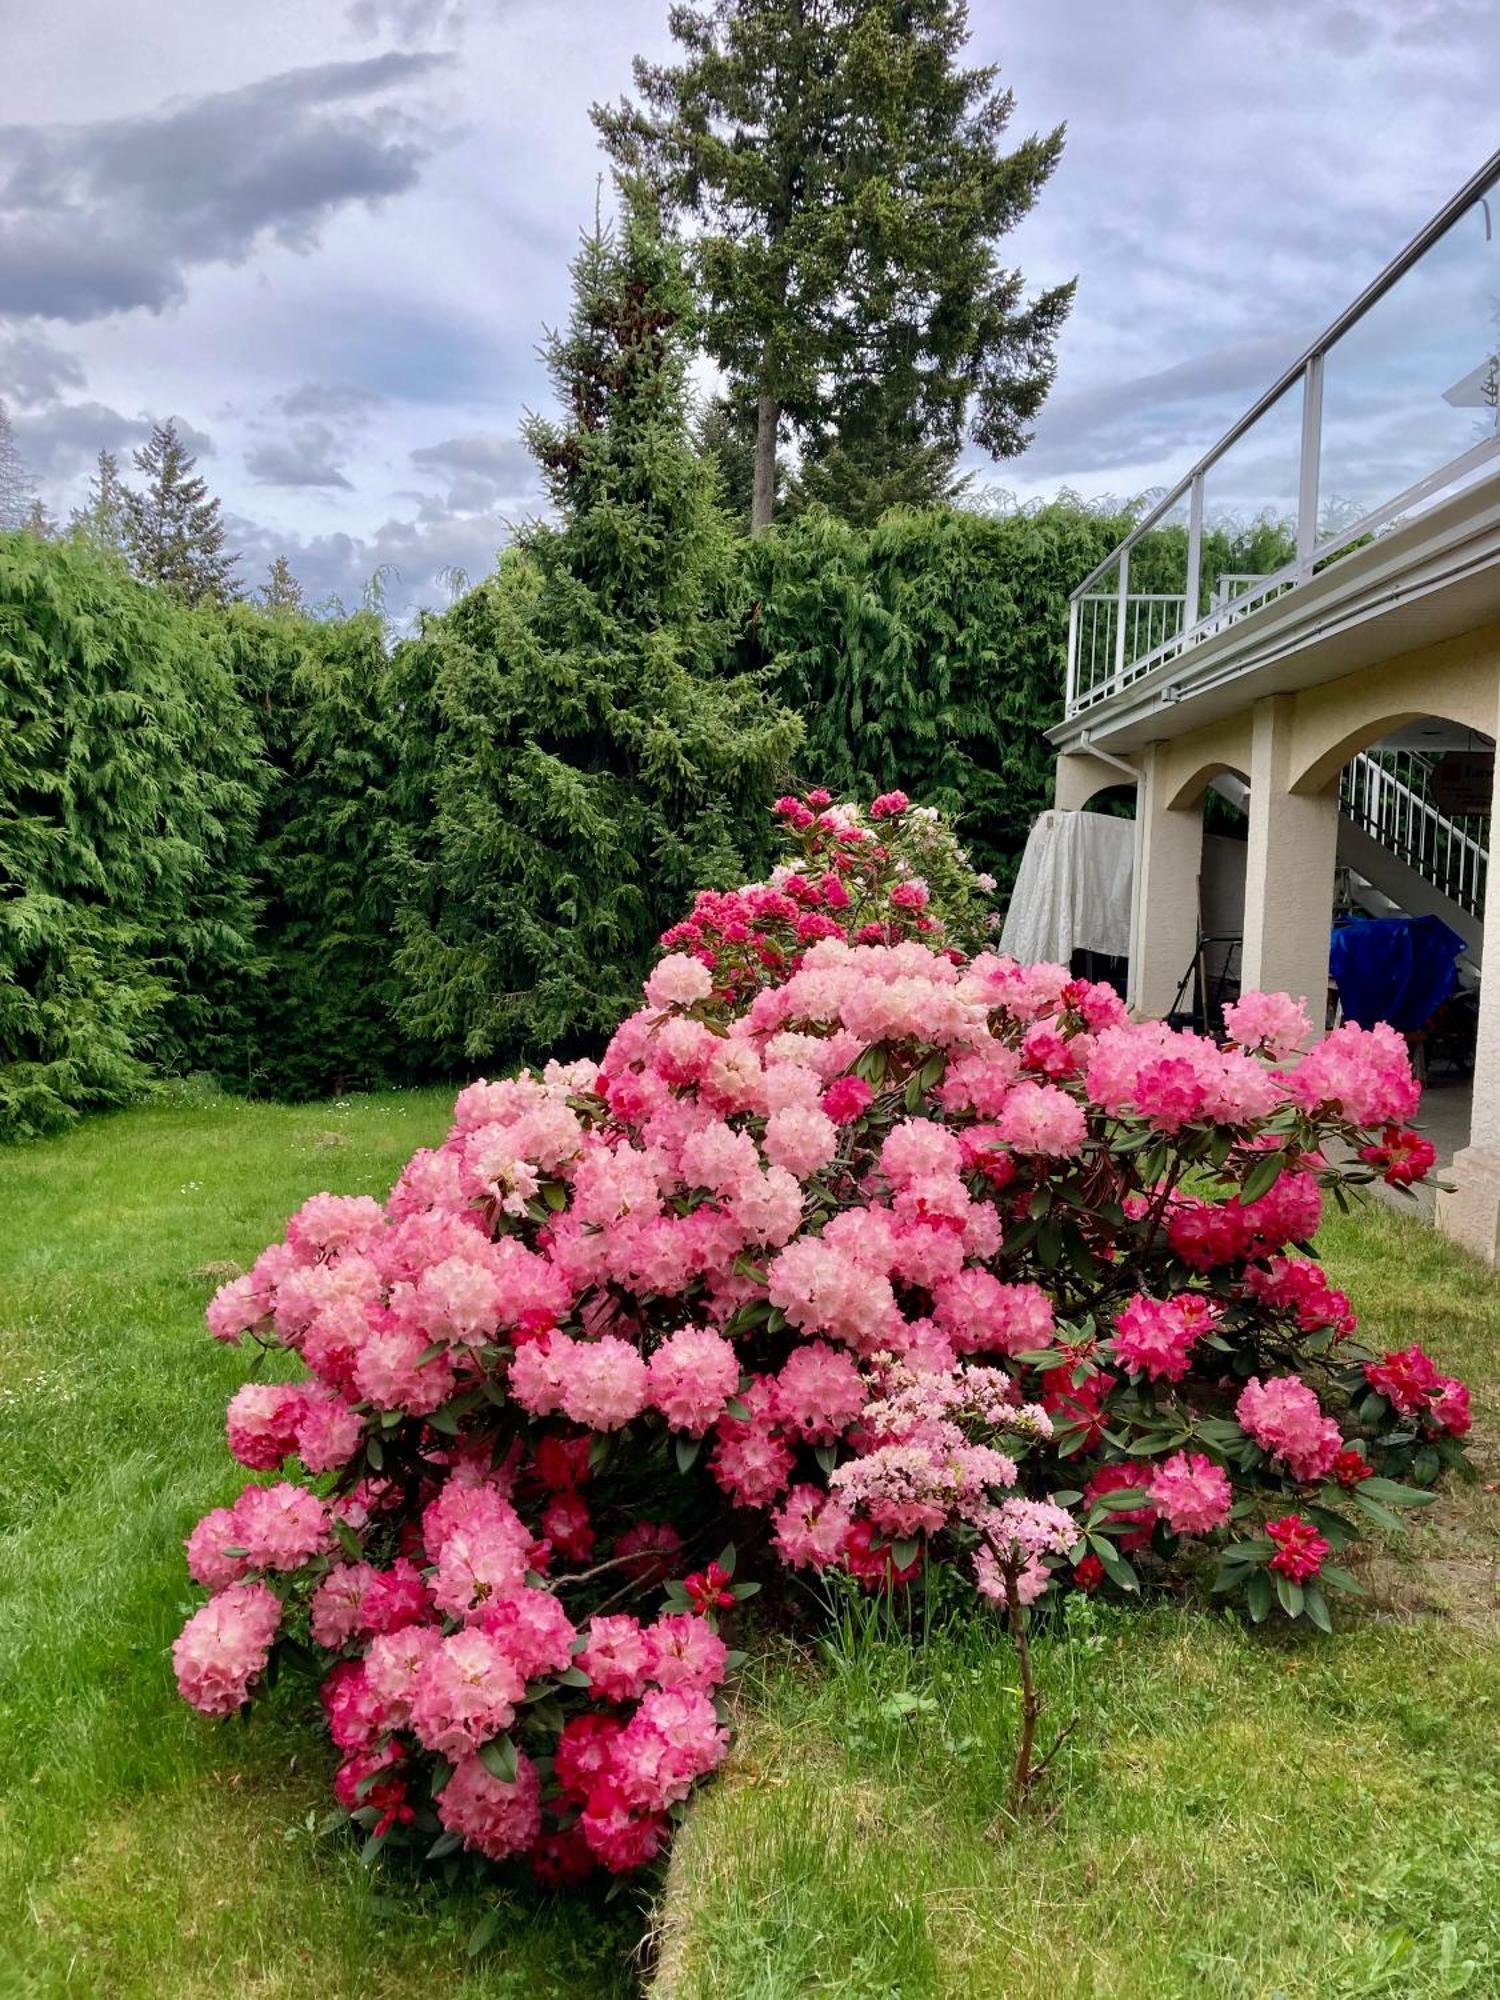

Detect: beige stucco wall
1286,622,1500,797
1054,749,1137,813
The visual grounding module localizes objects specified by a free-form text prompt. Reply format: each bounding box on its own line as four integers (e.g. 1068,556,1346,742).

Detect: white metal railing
1064,148,1500,718
1340,748,1488,918
1070,592,1187,706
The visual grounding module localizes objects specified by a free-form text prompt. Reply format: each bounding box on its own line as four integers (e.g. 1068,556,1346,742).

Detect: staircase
1337,750,1486,957
1209,751,1488,961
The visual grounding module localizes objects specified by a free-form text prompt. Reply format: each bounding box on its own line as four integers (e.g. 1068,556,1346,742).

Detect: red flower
535,1431,593,1491
1072,1552,1106,1593
1430,1376,1472,1437
1082,1462,1156,1551
541,1489,594,1563
1364,1345,1441,1416
682,1562,736,1617
1331,1447,1373,1488
1265,1514,1329,1583
842,1519,921,1590
514,1306,558,1345
1357,1125,1438,1187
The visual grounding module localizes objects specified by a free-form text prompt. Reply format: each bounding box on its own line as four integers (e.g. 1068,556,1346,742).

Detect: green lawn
657,1202,1500,2000
0,1085,637,2000
2,1093,1497,1999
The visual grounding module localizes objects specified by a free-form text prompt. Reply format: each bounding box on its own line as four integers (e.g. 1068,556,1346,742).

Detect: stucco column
1130,741,1201,1020
1240,695,1338,1013
1438,701,1500,1260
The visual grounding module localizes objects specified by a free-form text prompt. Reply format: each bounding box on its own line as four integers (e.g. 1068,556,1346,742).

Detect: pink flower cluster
1235,1376,1342,1483
174,787,1472,1895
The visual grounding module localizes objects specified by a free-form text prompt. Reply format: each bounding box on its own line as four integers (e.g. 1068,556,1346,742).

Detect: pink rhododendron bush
177,787,1472,1890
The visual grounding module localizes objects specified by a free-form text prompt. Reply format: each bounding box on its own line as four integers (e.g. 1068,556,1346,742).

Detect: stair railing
1339,749,1488,918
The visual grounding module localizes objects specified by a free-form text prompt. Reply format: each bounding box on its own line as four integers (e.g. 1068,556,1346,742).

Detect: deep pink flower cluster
175,788,1472,1895
1364,1344,1471,1435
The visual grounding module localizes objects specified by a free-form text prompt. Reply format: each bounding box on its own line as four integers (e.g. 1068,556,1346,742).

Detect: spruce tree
71,450,130,554
260,553,306,616
122,420,239,606
389,184,800,1060
22,497,56,539
596,0,1073,530
0,401,34,532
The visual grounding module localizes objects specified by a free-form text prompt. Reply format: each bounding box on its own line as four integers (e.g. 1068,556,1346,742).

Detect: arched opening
1142,761,1251,1035
1330,716,1493,1191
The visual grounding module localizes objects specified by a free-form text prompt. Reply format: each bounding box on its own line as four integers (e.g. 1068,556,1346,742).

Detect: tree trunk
751,393,779,536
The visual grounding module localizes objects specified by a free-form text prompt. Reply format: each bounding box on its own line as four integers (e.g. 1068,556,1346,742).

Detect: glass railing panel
1196,380,1302,624
1319,167,1500,551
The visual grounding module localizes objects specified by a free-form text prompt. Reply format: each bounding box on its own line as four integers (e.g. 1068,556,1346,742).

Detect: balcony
1064,150,1500,722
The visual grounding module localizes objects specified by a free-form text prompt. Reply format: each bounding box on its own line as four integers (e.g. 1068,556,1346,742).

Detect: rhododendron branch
1001,1558,1040,1816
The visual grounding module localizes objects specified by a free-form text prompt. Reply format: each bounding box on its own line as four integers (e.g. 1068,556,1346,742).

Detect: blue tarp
1329,914,1466,1032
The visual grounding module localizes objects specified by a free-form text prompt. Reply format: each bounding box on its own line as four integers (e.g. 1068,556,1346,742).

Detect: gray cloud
12,400,212,480
410,431,534,485
228,499,516,623
246,420,355,489
1020,331,1316,479
346,0,520,45
0,329,86,406
0,53,452,322
277,379,385,421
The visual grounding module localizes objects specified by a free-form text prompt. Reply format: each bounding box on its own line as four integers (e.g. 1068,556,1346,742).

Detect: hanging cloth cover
999,809,1134,965
1329,914,1465,1032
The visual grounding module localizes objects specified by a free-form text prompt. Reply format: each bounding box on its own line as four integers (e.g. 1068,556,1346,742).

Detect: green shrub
743,501,1133,894
220,606,411,1100
0,532,262,1139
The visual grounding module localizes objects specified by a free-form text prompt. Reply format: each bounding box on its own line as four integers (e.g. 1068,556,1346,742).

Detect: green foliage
217,605,411,1100
70,449,130,555
0,531,262,1139
258,552,307,616
596,0,1074,526
389,195,801,1063
122,419,240,608
0,400,34,532
742,498,1137,893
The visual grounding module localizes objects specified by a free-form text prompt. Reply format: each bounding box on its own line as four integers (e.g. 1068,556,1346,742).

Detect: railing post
1066,596,1079,714
1297,352,1324,566
1113,551,1129,690
1184,472,1204,633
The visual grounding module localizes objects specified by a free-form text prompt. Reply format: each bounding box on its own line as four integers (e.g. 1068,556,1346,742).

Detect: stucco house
1044,150,1500,1260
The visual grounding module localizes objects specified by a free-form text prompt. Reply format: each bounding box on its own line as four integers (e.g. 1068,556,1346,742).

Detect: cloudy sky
3,0,1499,617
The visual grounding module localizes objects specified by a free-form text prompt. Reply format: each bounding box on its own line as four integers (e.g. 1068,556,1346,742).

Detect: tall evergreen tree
260,553,306,616
22,497,56,539
695,389,773,529
596,0,1073,531
122,420,239,606
71,449,130,554
388,185,800,1060
0,401,34,531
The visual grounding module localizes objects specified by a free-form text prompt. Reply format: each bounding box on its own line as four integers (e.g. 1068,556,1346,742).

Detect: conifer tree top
122,419,239,608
